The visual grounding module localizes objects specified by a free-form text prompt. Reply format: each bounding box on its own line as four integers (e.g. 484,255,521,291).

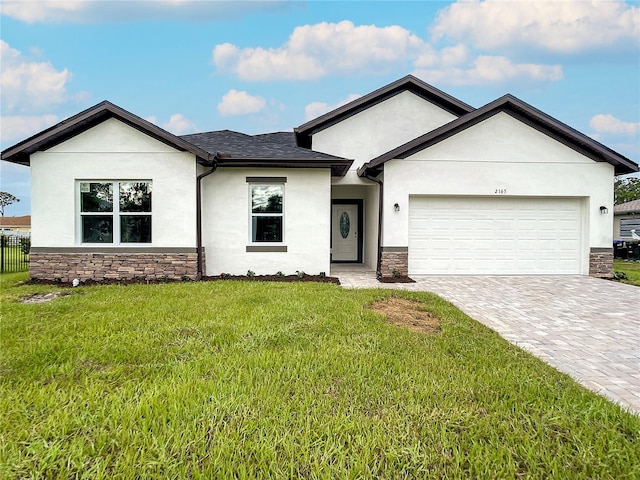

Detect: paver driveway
333,267,640,414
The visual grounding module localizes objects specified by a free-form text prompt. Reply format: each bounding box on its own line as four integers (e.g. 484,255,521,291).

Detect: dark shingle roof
1,101,353,175
180,130,353,176
180,130,346,161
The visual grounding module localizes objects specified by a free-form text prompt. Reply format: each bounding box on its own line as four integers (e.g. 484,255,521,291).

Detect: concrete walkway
331,266,640,414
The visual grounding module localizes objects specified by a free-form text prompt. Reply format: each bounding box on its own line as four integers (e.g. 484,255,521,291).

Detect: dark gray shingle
180,130,347,161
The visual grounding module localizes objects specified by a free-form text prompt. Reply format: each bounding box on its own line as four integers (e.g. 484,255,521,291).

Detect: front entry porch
329,263,377,288
331,199,363,263
331,183,379,269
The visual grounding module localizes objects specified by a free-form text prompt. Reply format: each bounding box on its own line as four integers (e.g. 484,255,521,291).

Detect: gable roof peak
359,91,638,177
1,100,213,165
294,75,475,148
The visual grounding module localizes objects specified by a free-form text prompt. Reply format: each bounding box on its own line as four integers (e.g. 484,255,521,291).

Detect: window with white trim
250,184,284,242
79,181,152,244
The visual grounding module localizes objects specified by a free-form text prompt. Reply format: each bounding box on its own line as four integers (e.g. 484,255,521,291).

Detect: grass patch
614,259,640,286
1,272,639,478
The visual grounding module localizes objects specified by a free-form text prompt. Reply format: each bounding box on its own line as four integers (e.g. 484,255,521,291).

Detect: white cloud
414,55,562,87
414,44,472,69
218,89,266,116
212,21,424,81
590,114,640,137
0,40,72,113
162,114,197,135
213,43,240,71
431,0,639,55
1,1,83,23
304,93,362,122
0,0,295,24
212,20,564,87
145,114,197,135
0,114,58,144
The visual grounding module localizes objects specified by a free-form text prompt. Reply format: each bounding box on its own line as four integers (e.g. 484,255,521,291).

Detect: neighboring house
614,200,640,240
1,76,638,281
0,215,31,233
613,199,640,260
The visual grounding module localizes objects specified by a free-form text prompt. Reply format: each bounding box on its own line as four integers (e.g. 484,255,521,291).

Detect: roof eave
1,101,213,165
215,157,354,177
358,95,639,177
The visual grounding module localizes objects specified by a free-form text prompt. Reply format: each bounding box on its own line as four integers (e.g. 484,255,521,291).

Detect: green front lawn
614,259,640,286
1,273,638,478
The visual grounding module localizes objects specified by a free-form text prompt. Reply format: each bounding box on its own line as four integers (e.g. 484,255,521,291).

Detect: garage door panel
409,197,582,275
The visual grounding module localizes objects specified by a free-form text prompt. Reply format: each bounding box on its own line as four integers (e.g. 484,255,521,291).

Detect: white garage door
408,196,583,275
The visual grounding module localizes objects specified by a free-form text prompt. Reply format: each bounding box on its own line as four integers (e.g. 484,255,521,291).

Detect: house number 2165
494,188,507,195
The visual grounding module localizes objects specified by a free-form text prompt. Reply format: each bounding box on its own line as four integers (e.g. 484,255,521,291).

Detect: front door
331,201,362,262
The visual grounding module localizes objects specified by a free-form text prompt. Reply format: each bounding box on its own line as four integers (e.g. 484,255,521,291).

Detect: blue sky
1,0,639,216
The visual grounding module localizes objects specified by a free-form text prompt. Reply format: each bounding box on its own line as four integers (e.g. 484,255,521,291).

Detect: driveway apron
335,270,640,414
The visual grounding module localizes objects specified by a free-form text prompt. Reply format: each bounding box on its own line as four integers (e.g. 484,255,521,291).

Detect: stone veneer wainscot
29,250,200,282
379,248,408,277
588,249,614,278
380,247,614,278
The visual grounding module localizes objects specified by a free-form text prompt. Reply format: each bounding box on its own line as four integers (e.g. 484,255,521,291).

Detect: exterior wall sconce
599,206,608,214
394,203,400,212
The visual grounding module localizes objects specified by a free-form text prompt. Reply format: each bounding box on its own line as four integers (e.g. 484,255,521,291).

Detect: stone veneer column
29,249,200,282
589,248,614,278
379,247,408,277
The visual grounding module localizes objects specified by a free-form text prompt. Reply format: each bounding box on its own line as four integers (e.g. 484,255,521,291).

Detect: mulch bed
378,276,415,283
203,275,340,284
25,274,340,287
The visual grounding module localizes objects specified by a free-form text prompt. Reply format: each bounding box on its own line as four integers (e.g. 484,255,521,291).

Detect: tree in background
0,192,20,216
614,178,640,205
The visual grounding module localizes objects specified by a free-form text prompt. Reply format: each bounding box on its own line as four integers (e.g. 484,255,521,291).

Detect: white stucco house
2,76,638,281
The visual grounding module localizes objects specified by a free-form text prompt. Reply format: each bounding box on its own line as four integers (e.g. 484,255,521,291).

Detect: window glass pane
82,216,113,243
252,216,282,242
251,185,283,213
620,218,640,237
120,182,152,212
120,216,152,243
81,182,113,212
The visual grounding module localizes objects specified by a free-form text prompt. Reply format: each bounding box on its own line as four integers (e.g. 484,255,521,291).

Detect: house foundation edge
29,250,202,282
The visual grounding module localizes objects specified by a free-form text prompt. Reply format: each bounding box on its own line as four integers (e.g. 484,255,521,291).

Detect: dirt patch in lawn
370,297,440,334
20,292,70,304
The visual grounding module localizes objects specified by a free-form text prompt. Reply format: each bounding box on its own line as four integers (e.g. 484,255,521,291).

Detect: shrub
614,271,628,280
19,237,31,255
